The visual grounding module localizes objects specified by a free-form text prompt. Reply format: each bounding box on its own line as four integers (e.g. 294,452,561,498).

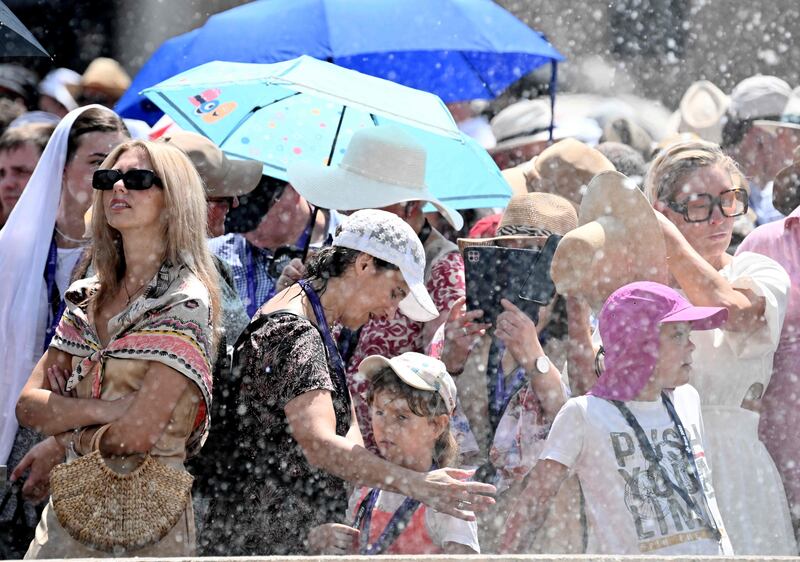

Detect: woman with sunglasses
16,139,221,557
645,140,796,555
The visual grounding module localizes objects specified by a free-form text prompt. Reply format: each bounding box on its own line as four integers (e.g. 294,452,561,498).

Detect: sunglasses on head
92,169,163,191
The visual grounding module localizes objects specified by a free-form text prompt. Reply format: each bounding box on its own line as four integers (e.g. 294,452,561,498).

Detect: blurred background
7,0,800,110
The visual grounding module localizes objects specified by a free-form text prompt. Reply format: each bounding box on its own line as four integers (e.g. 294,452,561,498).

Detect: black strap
610,395,721,541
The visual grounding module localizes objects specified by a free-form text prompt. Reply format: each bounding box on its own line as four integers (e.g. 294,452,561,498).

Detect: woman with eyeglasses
16,140,221,557
645,140,797,555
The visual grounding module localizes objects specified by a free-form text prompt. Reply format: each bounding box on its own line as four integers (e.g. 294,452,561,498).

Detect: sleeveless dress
687,251,797,554
24,264,214,559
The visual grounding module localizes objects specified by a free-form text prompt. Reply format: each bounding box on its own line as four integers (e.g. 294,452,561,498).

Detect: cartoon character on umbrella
189,88,237,123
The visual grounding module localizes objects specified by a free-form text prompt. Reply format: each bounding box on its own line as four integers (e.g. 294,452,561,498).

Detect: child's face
370,389,445,471
652,322,695,389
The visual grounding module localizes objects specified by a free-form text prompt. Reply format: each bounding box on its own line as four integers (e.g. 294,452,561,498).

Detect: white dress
688,251,797,554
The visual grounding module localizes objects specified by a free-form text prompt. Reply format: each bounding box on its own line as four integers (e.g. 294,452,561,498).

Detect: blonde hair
90,140,221,343
367,366,459,468
644,139,747,204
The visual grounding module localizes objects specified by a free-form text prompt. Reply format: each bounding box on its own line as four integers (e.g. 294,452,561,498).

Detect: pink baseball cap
589,281,728,401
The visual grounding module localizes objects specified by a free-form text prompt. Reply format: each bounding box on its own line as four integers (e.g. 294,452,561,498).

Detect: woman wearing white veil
0,105,127,472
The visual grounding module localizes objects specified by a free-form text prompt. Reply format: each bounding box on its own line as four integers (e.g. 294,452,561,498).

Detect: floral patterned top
205,311,352,556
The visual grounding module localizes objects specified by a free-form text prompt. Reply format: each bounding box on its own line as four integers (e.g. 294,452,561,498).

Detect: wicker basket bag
49,424,194,553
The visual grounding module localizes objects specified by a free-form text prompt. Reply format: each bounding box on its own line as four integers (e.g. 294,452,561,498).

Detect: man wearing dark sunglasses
209,177,341,318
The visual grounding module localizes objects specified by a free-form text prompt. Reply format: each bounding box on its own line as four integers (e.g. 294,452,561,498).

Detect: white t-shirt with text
541,385,732,555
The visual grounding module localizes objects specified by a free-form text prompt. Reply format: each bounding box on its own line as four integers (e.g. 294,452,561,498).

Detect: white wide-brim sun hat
288,126,464,231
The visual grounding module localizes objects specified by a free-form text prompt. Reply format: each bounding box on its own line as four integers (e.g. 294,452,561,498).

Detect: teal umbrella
143,56,511,216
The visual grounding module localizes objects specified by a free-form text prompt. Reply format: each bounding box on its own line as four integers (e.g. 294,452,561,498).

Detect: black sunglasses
92,169,163,191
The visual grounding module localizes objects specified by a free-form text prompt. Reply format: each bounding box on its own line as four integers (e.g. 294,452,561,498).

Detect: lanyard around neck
43,234,66,352
352,462,435,555
610,394,721,541
298,279,350,409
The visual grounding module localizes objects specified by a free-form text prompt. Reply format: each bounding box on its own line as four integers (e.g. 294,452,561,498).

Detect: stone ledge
48,554,798,562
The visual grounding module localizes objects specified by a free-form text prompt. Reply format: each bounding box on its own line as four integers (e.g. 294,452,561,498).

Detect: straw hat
457,192,577,253
288,126,463,230
675,80,730,144
523,138,615,206
550,170,668,312
68,58,131,99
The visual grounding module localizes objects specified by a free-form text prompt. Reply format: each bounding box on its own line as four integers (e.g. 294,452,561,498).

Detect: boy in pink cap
503,281,734,555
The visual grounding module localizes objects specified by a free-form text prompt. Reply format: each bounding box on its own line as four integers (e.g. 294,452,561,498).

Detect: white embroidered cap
359,352,457,414
334,209,438,322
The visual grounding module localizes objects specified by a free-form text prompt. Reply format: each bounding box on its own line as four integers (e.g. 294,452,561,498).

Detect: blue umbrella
118,0,563,125
143,56,511,217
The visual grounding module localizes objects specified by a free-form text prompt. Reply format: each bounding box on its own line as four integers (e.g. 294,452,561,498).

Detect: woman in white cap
203,209,495,556
647,139,796,554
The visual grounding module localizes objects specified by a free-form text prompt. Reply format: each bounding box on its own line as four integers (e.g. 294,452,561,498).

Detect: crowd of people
0,56,799,559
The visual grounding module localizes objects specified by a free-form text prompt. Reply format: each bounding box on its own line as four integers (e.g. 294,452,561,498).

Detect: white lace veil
0,104,115,464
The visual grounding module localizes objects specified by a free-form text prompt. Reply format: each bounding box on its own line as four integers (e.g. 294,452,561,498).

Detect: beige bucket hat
162,131,262,198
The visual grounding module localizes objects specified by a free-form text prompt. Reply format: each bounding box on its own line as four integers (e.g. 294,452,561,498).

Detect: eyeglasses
92,169,163,191
666,188,748,223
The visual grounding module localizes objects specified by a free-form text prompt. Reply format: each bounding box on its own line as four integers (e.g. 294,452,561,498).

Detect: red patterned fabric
346,251,465,451
467,213,502,238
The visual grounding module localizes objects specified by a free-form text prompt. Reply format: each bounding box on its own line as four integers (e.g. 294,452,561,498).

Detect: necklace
54,226,86,245
123,277,149,305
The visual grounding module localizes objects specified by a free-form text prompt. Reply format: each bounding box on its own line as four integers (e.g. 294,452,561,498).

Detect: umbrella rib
326,105,347,167
219,91,302,147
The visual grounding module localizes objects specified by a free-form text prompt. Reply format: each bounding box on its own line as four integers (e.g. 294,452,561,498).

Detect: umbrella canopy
143,56,511,215
118,0,563,124
0,1,48,57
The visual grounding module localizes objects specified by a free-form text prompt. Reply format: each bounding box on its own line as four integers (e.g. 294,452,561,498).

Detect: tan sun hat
68,57,131,99
288,125,463,230
550,170,668,312
675,80,730,144
457,192,577,253
162,131,262,198
524,138,615,206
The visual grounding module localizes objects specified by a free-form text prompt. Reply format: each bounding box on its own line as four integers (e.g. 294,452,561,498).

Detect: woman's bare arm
502,459,569,553
285,389,495,520
657,211,765,332
78,361,191,456
16,349,132,435
565,296,597,396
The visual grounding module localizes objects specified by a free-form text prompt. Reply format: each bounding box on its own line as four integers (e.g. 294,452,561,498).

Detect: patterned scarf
51,262,214,457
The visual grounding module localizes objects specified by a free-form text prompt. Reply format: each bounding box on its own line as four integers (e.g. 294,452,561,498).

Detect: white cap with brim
359,352,457,414
334,209,439,323
288,126,464,231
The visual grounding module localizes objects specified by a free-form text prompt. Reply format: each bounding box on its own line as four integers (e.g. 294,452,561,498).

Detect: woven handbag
49,426,193,553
